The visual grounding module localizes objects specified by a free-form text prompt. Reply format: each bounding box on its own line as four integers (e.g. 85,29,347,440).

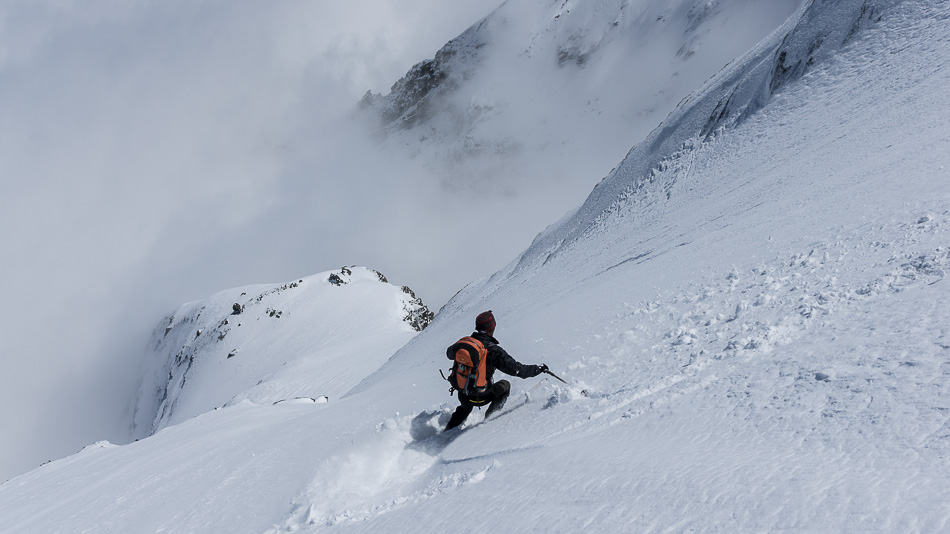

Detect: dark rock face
328,267,353,286
401,285,435,331
359,21,489,132
404,299,435,332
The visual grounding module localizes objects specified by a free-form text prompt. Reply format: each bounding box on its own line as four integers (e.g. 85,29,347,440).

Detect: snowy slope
131,266,432,436
2,0,950,532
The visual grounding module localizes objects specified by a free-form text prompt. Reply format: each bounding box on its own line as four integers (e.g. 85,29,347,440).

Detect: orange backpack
448,337,489,396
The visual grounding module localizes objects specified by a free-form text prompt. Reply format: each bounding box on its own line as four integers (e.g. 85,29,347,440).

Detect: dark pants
445,380,511,431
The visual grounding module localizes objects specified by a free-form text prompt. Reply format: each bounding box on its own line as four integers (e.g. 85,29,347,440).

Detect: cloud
0,0,500,482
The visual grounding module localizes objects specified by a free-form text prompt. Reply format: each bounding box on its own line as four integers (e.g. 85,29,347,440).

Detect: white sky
0,0,503,482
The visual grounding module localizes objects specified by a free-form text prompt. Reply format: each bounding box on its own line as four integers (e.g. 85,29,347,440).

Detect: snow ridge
494,0,887,287
132,267,432,436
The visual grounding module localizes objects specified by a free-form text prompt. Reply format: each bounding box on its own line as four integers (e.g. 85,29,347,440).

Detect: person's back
444,311,546,431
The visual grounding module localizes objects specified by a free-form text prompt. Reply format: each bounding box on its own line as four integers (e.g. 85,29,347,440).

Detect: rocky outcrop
359,21,489,132
400,286,435,331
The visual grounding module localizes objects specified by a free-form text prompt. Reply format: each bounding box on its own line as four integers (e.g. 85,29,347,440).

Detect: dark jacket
445,332,539,386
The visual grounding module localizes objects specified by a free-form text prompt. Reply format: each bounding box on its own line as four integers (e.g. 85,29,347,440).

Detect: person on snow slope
444,310,546,431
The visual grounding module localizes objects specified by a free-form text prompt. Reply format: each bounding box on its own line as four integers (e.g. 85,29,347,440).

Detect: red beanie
475,310,496,334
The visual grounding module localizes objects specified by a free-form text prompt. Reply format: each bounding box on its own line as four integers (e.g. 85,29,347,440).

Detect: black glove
525,364,545,378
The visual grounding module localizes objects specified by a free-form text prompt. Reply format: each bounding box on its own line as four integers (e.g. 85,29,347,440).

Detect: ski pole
541,365,567,384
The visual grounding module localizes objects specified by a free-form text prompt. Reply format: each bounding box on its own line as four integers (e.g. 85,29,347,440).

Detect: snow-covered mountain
360,0,802,193
2,0,950,532
132,266,433,436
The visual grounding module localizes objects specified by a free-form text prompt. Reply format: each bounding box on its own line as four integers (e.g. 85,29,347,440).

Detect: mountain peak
131,266,432,436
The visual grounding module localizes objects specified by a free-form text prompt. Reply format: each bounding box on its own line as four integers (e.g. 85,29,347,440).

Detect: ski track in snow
266,412,495,531
269,391,549,531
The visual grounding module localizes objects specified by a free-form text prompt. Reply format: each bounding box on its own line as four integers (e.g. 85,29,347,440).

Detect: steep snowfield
2,0,950,532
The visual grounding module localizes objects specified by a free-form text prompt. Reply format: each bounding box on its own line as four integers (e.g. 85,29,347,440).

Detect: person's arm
492,346,544,378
